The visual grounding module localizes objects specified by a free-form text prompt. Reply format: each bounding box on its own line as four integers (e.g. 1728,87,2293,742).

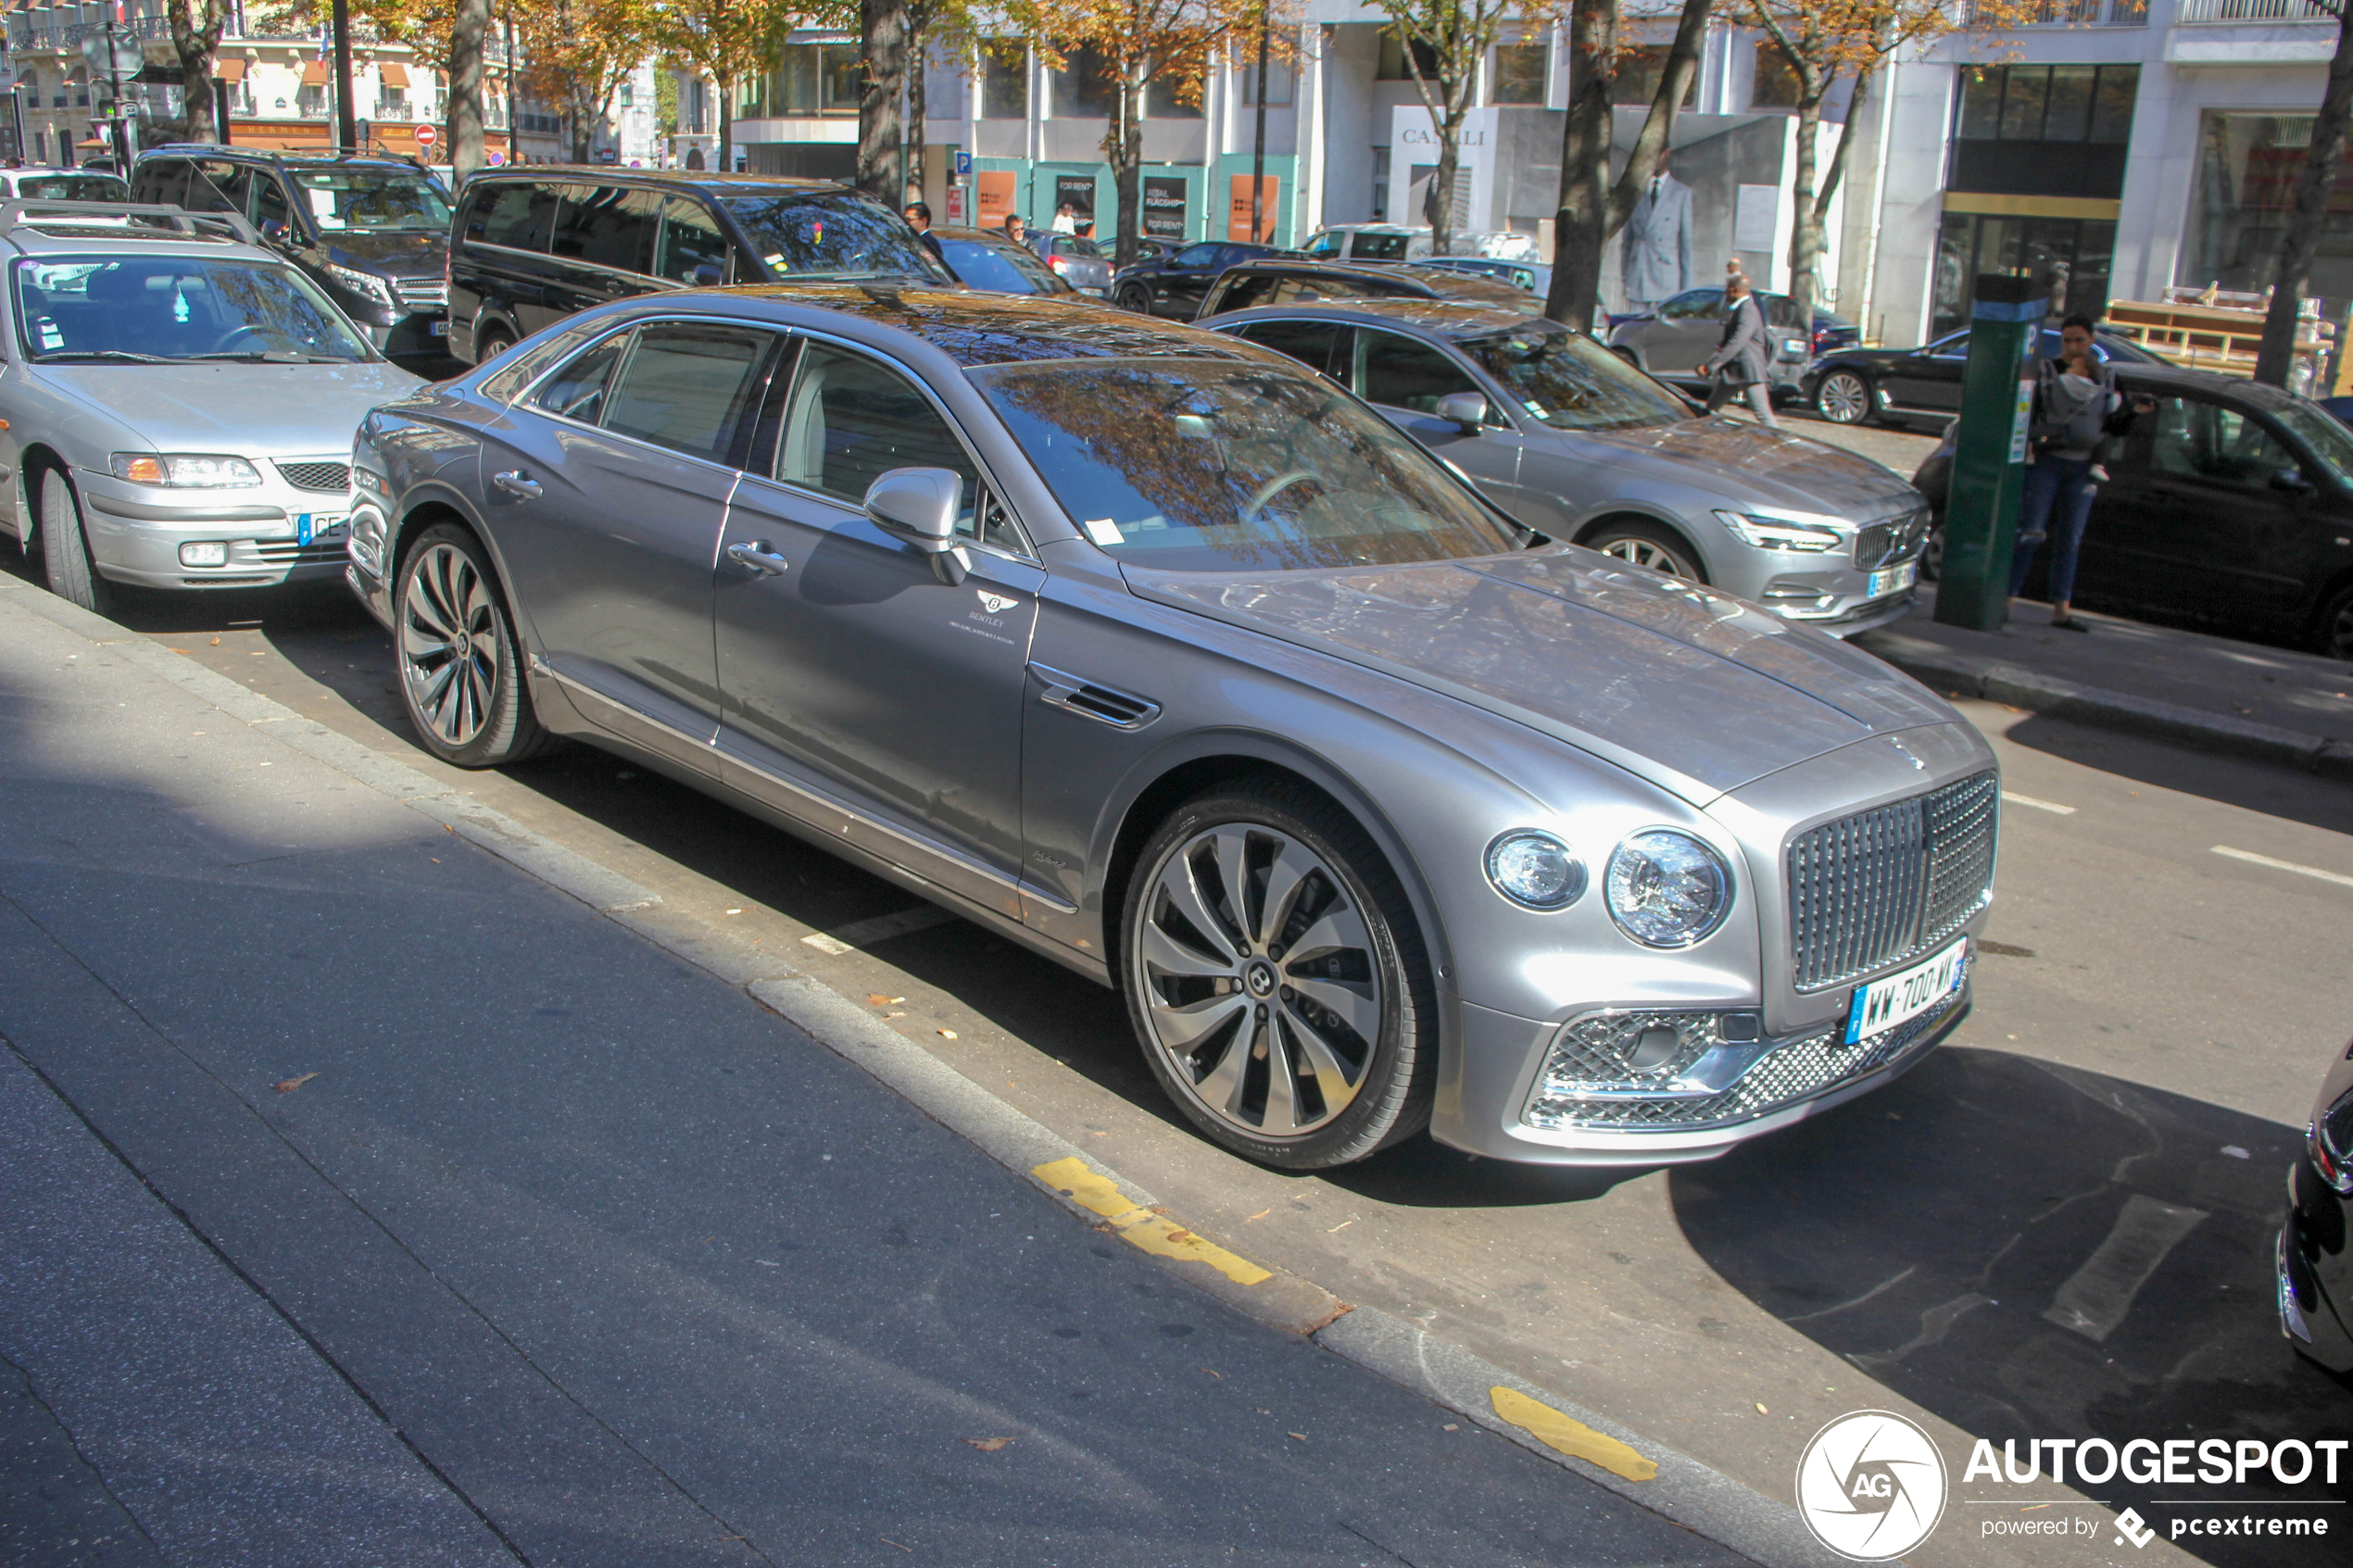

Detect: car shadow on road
1672,1044,2348,1568
1994,709,2353,839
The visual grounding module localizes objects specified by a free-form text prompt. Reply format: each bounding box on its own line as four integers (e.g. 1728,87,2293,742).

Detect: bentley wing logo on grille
975,590,1017,615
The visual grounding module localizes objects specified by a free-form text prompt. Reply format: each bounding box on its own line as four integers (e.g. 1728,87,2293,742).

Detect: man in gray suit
1620,150,1692,313
1698,271,1778,428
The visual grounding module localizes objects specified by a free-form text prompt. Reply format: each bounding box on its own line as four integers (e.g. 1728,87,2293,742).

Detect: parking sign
954,152,972,176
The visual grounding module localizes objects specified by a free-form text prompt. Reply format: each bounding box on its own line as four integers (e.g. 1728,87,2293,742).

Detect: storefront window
2183,111,2353,306
981,42,1028,120
1491,43,1547,106
1931,213,2117,339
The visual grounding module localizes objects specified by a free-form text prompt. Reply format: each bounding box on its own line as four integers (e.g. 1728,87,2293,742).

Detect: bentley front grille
1788,770,1998,992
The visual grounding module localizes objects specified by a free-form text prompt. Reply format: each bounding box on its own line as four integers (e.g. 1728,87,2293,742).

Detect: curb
3,571,1838,1568
1858,632,2353,782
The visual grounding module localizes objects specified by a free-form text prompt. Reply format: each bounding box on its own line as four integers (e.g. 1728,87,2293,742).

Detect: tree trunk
1425,107,1461,255
451,0,489,177
168,0,225,144
717,72,734,177
1111,63,1143,267
908,23,927,209
1783,77,1824,320
2257,8,2353,386
1251,6,1270,243
1545,0,1619,330
859,0,907,202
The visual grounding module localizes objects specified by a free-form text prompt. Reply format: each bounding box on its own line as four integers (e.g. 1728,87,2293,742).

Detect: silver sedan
348,288,1995,1171
1211,300,1928,634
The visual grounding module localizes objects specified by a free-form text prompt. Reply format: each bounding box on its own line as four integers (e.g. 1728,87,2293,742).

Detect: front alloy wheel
1124,783,1432,1168
396,524,549,767
1586,521,1706,582
2321,583,2353,660
1815,369,1875,425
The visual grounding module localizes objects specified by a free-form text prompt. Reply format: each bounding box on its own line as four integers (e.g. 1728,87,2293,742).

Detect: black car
132,144,454,363
1606,286,1854,404
1912,364,2353,657
930,224,1075,297
2282,1033,2353,1380
1109,240,1292,319
1808,325,2166,427
447,167,949,364
1197,258,1534,320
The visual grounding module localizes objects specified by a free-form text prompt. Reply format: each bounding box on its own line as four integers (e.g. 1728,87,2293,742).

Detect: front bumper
2279,1157,2353,1373
79,473,352,590
366,309,451,361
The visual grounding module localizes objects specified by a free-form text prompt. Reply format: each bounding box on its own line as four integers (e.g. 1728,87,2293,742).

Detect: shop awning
377,62,409,88
213,58,247,82
300,60,328,86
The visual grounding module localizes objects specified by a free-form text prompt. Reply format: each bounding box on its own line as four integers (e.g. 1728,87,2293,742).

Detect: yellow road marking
1032,1158,1273,1286
1488,1386,1658,1482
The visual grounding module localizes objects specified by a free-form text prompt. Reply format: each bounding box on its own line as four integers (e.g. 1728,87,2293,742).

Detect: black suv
1109,240,1293,320
1196,258,1533,320
448,168,949,364
131,145,454,364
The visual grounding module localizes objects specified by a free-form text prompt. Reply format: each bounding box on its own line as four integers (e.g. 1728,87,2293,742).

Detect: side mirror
863,466,969,583
2270,467,2315,494
1434,391,1490,433
689,262,724,287
258,216,286,241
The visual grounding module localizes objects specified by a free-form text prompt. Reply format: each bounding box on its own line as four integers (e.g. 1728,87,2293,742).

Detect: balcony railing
5,19,509,64
1973,0,2149,24
2176,0,2339,19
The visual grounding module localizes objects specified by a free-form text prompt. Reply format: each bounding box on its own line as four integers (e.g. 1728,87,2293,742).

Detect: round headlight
1605,830,1734,947
1485,830,1584,910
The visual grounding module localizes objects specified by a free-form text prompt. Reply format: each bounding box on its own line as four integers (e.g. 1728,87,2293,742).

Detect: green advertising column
1935,274,2044,632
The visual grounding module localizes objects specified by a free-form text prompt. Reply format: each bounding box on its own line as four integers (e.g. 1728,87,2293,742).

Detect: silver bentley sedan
347,288,1997,1171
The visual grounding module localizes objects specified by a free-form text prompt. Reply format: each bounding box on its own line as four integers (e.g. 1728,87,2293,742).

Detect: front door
476,319,779,749
1642,289,1725,383
713,337,1039,909
1882,332,1969,414
1350,325,1525,500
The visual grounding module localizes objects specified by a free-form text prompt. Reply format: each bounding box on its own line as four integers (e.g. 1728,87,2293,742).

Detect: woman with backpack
2009,313,2154,631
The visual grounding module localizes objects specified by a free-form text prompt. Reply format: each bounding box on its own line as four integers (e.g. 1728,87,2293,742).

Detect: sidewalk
1855,586,2353,777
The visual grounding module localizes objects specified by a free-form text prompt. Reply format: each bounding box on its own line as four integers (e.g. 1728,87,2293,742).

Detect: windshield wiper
185,350,352,364
33,349,170,363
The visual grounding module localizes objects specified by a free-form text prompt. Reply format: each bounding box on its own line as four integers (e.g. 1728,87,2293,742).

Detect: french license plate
1845,937,1968,1045
427,319,448,336
296,513,348,546
1866,560,1919,599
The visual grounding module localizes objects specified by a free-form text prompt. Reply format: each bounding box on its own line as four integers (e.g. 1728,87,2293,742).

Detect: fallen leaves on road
938,1029,958,1040
868,994,901,1007
1200,1367,1221,1380
879,1539,912,1553
1755,1403,1768,1414
1326,1219,1353,1233
964,1436,1014,1452
272,1073,319,1094
1245,1209,1270,1222
1288,1432,1307,1441
209,635,220,646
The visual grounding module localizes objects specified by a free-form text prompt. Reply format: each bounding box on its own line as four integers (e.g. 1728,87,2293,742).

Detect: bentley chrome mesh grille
1789,771,1997,992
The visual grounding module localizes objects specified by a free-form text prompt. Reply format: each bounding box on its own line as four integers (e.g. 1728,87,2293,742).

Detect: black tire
394,522,552,768
1813,368,1878,426
38,467,116,617
1609,345,1640,369
1581,518,1708,583
2318,581,2353,660
1921,520,1946,583
1117,283,1159,316
472,321,516,365
1120,778,1436,1170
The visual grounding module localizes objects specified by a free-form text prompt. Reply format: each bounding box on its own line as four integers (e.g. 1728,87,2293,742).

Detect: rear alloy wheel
1115,283,1154,315
473,323,516,364
1584,520,1706,583
1814,369,1876,426
39,468,116,617
2320,583,2353,660
1122,781,1434,1169
396,523,550,768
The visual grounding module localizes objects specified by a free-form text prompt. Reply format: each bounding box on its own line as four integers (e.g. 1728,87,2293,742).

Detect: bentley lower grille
1789,770,1998,992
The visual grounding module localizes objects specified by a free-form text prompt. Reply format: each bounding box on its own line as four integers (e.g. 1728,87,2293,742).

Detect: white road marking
2210,845,2353,888
800,905,956,955
2001,790,2076,815
2042,1195,2206,1343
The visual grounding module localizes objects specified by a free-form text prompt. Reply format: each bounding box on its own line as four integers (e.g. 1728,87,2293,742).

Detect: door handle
492,470,542,499
725,540,789,575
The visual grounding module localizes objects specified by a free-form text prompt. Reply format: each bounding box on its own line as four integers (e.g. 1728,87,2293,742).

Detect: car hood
43,361,425,451
1542,417,1922,520
1126,545,1956,804
319,229,447,278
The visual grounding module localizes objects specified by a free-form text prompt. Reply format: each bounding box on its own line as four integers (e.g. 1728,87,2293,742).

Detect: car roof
2115,361,2308,405
465,165,849,198
140,144,427,173
652,284,1262,368
931,225,1023,245
0,213,271,262
1208,297,1551,339
1222,257,1431,284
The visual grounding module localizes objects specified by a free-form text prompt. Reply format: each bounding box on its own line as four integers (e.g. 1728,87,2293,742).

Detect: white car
0,168,131,203
1300,223,1540,265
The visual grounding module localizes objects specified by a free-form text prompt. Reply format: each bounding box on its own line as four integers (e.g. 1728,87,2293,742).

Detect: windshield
1458,328,1690,431
939,238,1063,295
14,255,372,362
1351,232,1414,261
291,169,451,232
2273,399,2353,485
17,173,129,202
971,358,1521,571
722,194,951,283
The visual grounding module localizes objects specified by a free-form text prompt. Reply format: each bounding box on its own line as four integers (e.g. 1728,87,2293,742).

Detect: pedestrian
903,199,944,261
1051,201,1078,234
1002,212,1028,248
1697,272,1777,429
2008,313,2154,632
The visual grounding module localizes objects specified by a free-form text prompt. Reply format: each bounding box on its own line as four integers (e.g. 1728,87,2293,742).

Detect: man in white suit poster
1620,150,1692,314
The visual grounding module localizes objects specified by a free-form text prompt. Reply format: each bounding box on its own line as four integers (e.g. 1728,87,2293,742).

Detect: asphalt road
5,512,2348,1567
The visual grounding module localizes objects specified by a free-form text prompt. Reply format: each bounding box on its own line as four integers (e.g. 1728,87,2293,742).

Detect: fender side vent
1031,663,1160,730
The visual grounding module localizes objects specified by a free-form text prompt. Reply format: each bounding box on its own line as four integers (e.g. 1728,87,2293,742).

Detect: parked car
348,286,1996,1171
1807,324,2165,428
132,145,454,365
447,167,950,364
1207,298,1931,635
931,225,1075,297
1197,258,1534,318
0,201,422,613
1416,255,1551,297
1609,286,1850,403
1030,232,1112,296
1910,364,2353,657
1300,225,1540,265
1110,240,1293,319
3,168,130,202
2280,1031,2353,1378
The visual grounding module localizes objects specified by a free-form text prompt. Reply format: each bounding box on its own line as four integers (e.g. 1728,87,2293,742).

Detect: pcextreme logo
1795,1411,1950,1562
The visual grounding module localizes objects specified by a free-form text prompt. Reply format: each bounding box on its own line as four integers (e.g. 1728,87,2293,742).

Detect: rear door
1161,243,1235,318
1642,289,1723,383
459,180,564,339
547,183,660,316
1881,332,1969,414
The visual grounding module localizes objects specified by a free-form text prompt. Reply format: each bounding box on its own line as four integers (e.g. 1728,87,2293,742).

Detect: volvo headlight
325,261,397,307
1485,830,1584,910
1714,509,1842,553
1605,830,1733,947
111,453,261,487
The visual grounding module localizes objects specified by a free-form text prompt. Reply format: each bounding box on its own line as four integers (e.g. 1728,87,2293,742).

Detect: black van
131,145,454,364
448,168,950,364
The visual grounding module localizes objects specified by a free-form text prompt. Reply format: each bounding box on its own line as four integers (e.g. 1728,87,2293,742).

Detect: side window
2149,398,2296,489
1212,274,1277,313
599,323,774,461
251,174,294,235
1303,231,1344,259
1267,277,1339,305
552,185,658,273
1660,289,1721,321
1355,328,1478,414
653,197,731,283
531,331,631,425
775,343,982,533
1173,243,1220,269
1234,319,1340,376
133,158,189,206
472,182,560,251
1928,332,1969,358
184,161,242,213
